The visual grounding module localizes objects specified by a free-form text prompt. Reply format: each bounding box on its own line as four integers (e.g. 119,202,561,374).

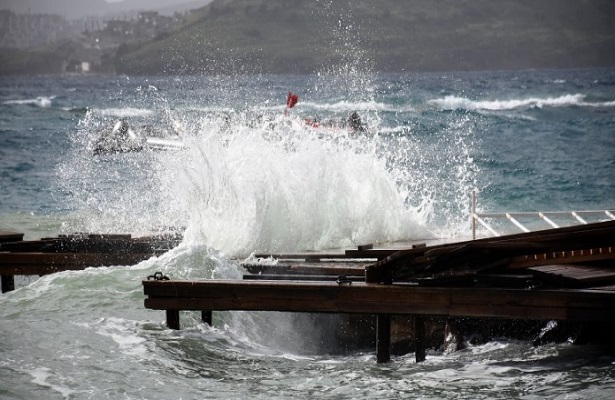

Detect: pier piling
376,314,391,363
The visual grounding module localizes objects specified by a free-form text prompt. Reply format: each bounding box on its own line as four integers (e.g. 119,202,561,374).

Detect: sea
1,68,614,399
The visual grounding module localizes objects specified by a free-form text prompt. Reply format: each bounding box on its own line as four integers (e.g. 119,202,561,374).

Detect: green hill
113,0,615,75
2,0,613,75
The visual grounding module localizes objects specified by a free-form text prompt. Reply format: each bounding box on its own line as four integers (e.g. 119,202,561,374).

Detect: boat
91,119,184,155
304,111,367,133
287,91,368,133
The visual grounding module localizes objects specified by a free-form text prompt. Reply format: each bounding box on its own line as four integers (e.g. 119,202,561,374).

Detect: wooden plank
0,234,181,254
510,246,615,269
243,274,364,282
0,231,24,243
143,280,615,322
252,253,350,260
530,264,615,287
344,249,396,259
367,221,615,278
252,252,386,261
88,233,132,239
0,252,158,275
242,262,367,276
0,239,59,252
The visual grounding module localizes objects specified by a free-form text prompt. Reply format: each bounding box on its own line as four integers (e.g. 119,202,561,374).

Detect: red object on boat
286,91,299,109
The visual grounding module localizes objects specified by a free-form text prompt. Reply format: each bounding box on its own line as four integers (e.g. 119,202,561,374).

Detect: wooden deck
144,280,615,321
0,232,181,293
143,220,615,363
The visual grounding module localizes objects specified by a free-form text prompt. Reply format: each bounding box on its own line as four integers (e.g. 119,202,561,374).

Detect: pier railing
471,191,615,239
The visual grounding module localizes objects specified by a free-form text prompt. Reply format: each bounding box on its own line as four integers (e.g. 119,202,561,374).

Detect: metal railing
471,191,615,239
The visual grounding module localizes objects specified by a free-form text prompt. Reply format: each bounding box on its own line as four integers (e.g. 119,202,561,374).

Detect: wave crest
429,93,614,111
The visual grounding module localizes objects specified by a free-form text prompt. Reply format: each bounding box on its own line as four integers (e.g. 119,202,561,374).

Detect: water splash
167,111,430,256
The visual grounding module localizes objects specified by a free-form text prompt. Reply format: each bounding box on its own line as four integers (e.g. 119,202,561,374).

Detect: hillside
113,0,615,75
0,0,212,19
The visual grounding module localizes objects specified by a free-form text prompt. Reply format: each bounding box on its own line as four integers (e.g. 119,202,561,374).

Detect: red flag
286,91,298,109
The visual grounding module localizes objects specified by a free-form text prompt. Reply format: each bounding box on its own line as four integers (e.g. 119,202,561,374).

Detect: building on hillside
0,10,84,48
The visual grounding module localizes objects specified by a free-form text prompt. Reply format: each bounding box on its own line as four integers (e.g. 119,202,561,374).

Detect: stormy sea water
1,68,614,399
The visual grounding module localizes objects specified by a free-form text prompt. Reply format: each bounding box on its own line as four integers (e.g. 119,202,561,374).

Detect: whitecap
429,93,592,111
96,107,155,118
28,367,77,398
3,96,55,108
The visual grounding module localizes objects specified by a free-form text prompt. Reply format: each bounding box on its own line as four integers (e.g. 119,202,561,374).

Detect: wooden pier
0,231,181,293
143,220,615,363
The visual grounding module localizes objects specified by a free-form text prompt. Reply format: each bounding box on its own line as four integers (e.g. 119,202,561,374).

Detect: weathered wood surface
0,231,24,293
244,223,615,291
0,252,162,275
243,262,367,276
143,279,615,322
0,231,24,243
144,221,615,363
243,274,364,282
509,246,615,269
366,220,615,283
529,264,615,287
0,232,181,292
253,247,420,262
252,252,354,260
0,233,180,254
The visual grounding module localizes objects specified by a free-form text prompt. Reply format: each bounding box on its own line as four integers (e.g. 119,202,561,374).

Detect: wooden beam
366,220,615,283
243,274,364,282
143,280,615,322
1,275,15,293
510,246,615,269
0,231,24,243
201,311,212,325
166,310,180,330
376,314,391,363
252,253,350,260
242,263,367,276
414,316,426,362
0,252,159,275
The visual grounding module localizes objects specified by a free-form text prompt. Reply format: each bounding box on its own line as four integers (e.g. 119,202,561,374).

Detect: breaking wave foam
96,107,155,118
4,96,55,108
430,93,614,111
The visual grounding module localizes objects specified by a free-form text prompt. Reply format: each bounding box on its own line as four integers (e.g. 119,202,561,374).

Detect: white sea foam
97,107,155,118
4,96,55,108
29,367,77,398
91,317,149,357
429,93,615,111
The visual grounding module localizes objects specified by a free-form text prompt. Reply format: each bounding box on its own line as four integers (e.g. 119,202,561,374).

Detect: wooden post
1,275,15,293
472,190,477,240
166,310,180,330
415,315,426,362
201,310,212,325
376,314,391,363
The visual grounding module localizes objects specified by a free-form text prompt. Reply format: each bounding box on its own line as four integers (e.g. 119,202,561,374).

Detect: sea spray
171,111,431,257
60,83,483,254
